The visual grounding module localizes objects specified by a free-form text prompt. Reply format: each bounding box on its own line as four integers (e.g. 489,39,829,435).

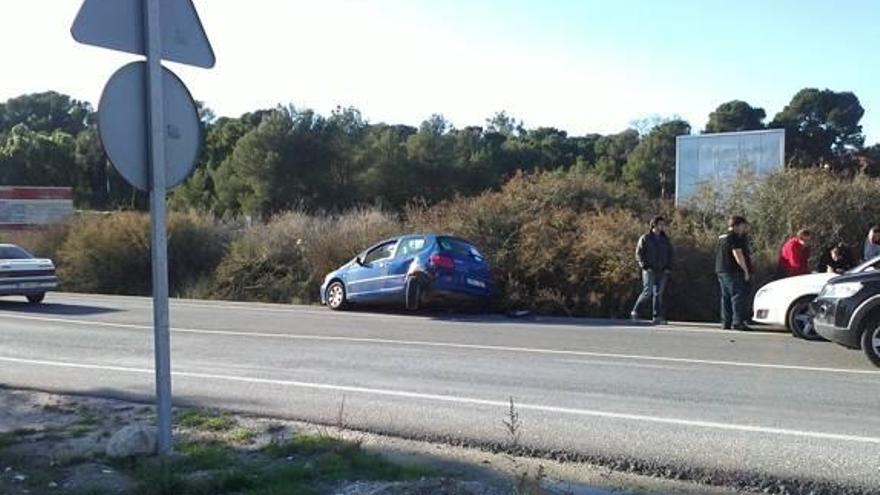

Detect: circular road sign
97,61,201,192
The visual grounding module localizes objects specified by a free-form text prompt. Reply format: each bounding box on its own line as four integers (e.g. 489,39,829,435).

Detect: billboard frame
675,128,785,206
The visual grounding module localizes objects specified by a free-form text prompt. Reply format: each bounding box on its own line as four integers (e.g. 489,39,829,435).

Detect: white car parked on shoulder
0,244,58,304
753,255,880,339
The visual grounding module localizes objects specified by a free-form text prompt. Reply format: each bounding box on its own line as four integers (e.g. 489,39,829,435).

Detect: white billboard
0,187,74,228
675,129,785,206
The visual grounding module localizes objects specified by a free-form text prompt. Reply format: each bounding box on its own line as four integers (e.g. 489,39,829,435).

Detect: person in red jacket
777,229,812,278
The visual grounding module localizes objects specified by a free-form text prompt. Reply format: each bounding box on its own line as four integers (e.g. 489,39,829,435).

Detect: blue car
320,234,493,311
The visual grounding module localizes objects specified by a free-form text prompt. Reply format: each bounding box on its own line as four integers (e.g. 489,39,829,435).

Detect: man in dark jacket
631,216,674,325
716,215,752,331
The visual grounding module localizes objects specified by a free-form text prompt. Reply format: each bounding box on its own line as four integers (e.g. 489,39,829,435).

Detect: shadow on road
344,305,660,328
0,299,119,316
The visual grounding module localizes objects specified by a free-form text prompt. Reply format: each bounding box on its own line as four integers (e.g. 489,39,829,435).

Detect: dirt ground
0,386,739,495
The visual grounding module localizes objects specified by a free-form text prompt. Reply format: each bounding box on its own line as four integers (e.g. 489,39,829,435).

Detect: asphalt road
1,293,879,490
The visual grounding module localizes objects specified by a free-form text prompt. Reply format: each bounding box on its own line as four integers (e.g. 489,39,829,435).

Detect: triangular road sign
71,0,215,68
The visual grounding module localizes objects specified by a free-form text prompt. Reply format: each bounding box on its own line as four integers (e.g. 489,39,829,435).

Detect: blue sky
2,0,879,142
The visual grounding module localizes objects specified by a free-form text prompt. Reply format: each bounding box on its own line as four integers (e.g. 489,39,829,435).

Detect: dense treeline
0,88,877,216
6,169,880,321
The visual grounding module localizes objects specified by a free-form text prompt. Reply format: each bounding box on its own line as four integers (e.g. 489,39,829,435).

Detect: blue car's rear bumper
428,274,492,301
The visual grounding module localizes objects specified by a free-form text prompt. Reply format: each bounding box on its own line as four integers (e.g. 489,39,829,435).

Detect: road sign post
143,0,173,456
72,0,214,456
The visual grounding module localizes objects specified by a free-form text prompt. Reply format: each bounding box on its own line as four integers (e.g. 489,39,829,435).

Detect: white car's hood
0,258,55,272
759,272,837,297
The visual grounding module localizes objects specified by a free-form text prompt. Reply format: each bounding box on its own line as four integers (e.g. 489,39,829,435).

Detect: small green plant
262,433,346,459
500,397,554,495
0,432,16,449
502,396,521,449
69,425,95,438
227,427,255,444
176,441,234,471
76,407,101,427
57,454,92,467
176,410,235,432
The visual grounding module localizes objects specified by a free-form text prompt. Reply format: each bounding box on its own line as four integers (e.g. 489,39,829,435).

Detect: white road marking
1,312,877,376
43,292,785,336
1,354,878,445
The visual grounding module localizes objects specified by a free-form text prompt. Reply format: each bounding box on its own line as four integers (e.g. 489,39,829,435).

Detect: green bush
210,208,400,303
407,171,654,316
56,211,230,295
746,170,880,258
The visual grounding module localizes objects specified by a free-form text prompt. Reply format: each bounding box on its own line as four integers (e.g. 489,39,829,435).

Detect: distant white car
0,243,58,304
753,256,880,339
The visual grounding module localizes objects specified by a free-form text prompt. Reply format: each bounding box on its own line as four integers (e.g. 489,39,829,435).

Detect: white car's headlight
819,282,862,299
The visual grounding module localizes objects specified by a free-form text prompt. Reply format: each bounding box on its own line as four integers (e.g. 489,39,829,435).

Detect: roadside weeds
3,387,863,495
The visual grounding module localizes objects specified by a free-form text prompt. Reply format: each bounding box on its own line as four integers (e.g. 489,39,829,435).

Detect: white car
753,255,880,339
0,244,58,304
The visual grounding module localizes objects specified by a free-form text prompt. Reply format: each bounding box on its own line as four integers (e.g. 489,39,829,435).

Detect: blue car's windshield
438,237,483,258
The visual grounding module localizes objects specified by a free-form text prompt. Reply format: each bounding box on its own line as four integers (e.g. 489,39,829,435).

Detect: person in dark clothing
716,216,752,331
631,216,674,325
817,243,855,274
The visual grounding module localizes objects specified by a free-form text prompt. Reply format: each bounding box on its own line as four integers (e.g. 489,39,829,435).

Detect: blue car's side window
395,237,427,258
363,242,396,265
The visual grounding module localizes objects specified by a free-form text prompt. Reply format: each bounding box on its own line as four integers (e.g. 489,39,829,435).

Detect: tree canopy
705,100,766,133
0,86,872,213
770,88,865,169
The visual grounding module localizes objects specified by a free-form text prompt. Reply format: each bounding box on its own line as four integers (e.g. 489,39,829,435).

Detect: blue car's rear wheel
405,277,423,312
326,281,347,311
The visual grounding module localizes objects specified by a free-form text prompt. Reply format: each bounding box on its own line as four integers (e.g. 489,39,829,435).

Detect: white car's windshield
0,245,33,260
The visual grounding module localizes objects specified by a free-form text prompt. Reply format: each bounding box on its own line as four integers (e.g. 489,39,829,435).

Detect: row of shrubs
4,169,880,322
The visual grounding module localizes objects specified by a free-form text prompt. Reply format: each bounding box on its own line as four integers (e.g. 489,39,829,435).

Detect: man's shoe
721,325,732,330
732,323,753,331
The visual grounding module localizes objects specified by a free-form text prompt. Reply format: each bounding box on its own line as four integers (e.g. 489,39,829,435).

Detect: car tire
786,296,824,341
26,293,45,304
405,276,423,312
861,320,880,368
325,281,347,311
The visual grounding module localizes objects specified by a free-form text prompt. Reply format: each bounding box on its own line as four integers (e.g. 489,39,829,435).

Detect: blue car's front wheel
326,281,347,311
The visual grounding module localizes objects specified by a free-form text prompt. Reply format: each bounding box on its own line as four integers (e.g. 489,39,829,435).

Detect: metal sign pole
144,0,173,455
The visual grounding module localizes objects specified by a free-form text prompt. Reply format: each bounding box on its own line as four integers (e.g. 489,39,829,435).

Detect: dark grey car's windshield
849,255,880,274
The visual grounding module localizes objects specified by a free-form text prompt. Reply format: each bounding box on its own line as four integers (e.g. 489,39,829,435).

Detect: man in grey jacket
631,216,674,325
864,225,880,262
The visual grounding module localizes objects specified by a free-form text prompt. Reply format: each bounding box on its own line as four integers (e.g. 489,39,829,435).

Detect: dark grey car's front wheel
862,322,880,368
326,282,347,311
